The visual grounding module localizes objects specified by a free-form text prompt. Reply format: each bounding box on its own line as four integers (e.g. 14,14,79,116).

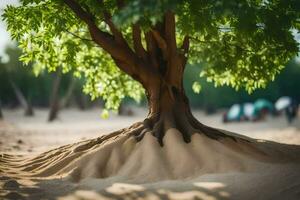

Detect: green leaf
101,109,109,119
192,81,202,94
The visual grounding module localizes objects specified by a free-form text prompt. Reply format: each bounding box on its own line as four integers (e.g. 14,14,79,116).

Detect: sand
1,108,300,200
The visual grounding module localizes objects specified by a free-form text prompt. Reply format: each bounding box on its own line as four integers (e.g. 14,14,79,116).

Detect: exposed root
133,112,249,146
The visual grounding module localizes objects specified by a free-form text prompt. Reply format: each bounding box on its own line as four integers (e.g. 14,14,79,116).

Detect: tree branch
164,11,177,55
151,30,168,59
96,0,126,44
63,0,95,26
63,0,160,87
181,36,189,54
63,0,137,76
145,31,159,69
63,0,114,49
181,35,189,66
132,24,147,59
65,30,94,42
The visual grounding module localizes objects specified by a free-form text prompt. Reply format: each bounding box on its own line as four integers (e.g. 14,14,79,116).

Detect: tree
0,100,3,119
59,76,76,108
47,69,76,121
48,69,62,121
3,0,299,149
2,45,34,116
9,78,34,116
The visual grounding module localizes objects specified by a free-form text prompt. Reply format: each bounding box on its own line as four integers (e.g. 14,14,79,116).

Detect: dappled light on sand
58,183,228,200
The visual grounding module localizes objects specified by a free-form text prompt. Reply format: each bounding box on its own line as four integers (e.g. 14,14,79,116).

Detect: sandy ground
1,107,300,154
1,107,300,200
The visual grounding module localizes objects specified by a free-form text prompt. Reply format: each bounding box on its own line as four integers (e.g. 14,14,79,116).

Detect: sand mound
1,125,300,182
2,109,300,200
2,125,300,199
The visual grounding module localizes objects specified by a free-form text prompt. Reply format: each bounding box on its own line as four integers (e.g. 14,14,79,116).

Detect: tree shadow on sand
0,176,231,200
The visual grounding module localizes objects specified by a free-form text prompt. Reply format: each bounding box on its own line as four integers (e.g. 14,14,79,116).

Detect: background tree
0,45,90,121
1,45,35,116
3,0,300,144
0,81,3,119
0,46,52,109
48,69,62,121
0,101,2,119
47,68,76,121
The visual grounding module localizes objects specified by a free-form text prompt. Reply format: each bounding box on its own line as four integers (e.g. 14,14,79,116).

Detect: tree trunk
76,93,89,110
48,70,62,122
24,98,34,116
132,62,238,146
0,100,3,119
9,79,34,116
118,102,134,116
60,77,76,108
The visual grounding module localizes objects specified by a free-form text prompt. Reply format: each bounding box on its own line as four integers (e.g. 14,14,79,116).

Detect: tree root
133,112,250,146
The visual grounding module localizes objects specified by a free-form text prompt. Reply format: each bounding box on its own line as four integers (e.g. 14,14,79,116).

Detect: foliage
0,45,82,107
0,45,50,105
2,0,300,110
184,59,300,109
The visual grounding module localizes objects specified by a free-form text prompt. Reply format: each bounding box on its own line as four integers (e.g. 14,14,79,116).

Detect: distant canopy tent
275,96,292,111
243,103,255,119
225,103,255,122
226,104,243,121
253,99,274,116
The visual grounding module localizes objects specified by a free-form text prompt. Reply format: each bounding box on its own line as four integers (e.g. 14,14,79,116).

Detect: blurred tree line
0,45,90,120
1,45,300,118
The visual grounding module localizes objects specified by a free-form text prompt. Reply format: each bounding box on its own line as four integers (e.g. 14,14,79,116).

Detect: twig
65,30,93,42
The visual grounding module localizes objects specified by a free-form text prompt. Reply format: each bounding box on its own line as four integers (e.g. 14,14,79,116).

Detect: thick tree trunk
133,64,237,146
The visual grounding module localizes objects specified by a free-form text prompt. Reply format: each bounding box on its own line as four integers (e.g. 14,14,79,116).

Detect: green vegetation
1,45,299,112
0,45,85,108
3,0,299,114
184,59,300,110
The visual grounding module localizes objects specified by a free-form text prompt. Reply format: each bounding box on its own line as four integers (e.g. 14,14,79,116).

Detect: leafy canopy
3,0,300,110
